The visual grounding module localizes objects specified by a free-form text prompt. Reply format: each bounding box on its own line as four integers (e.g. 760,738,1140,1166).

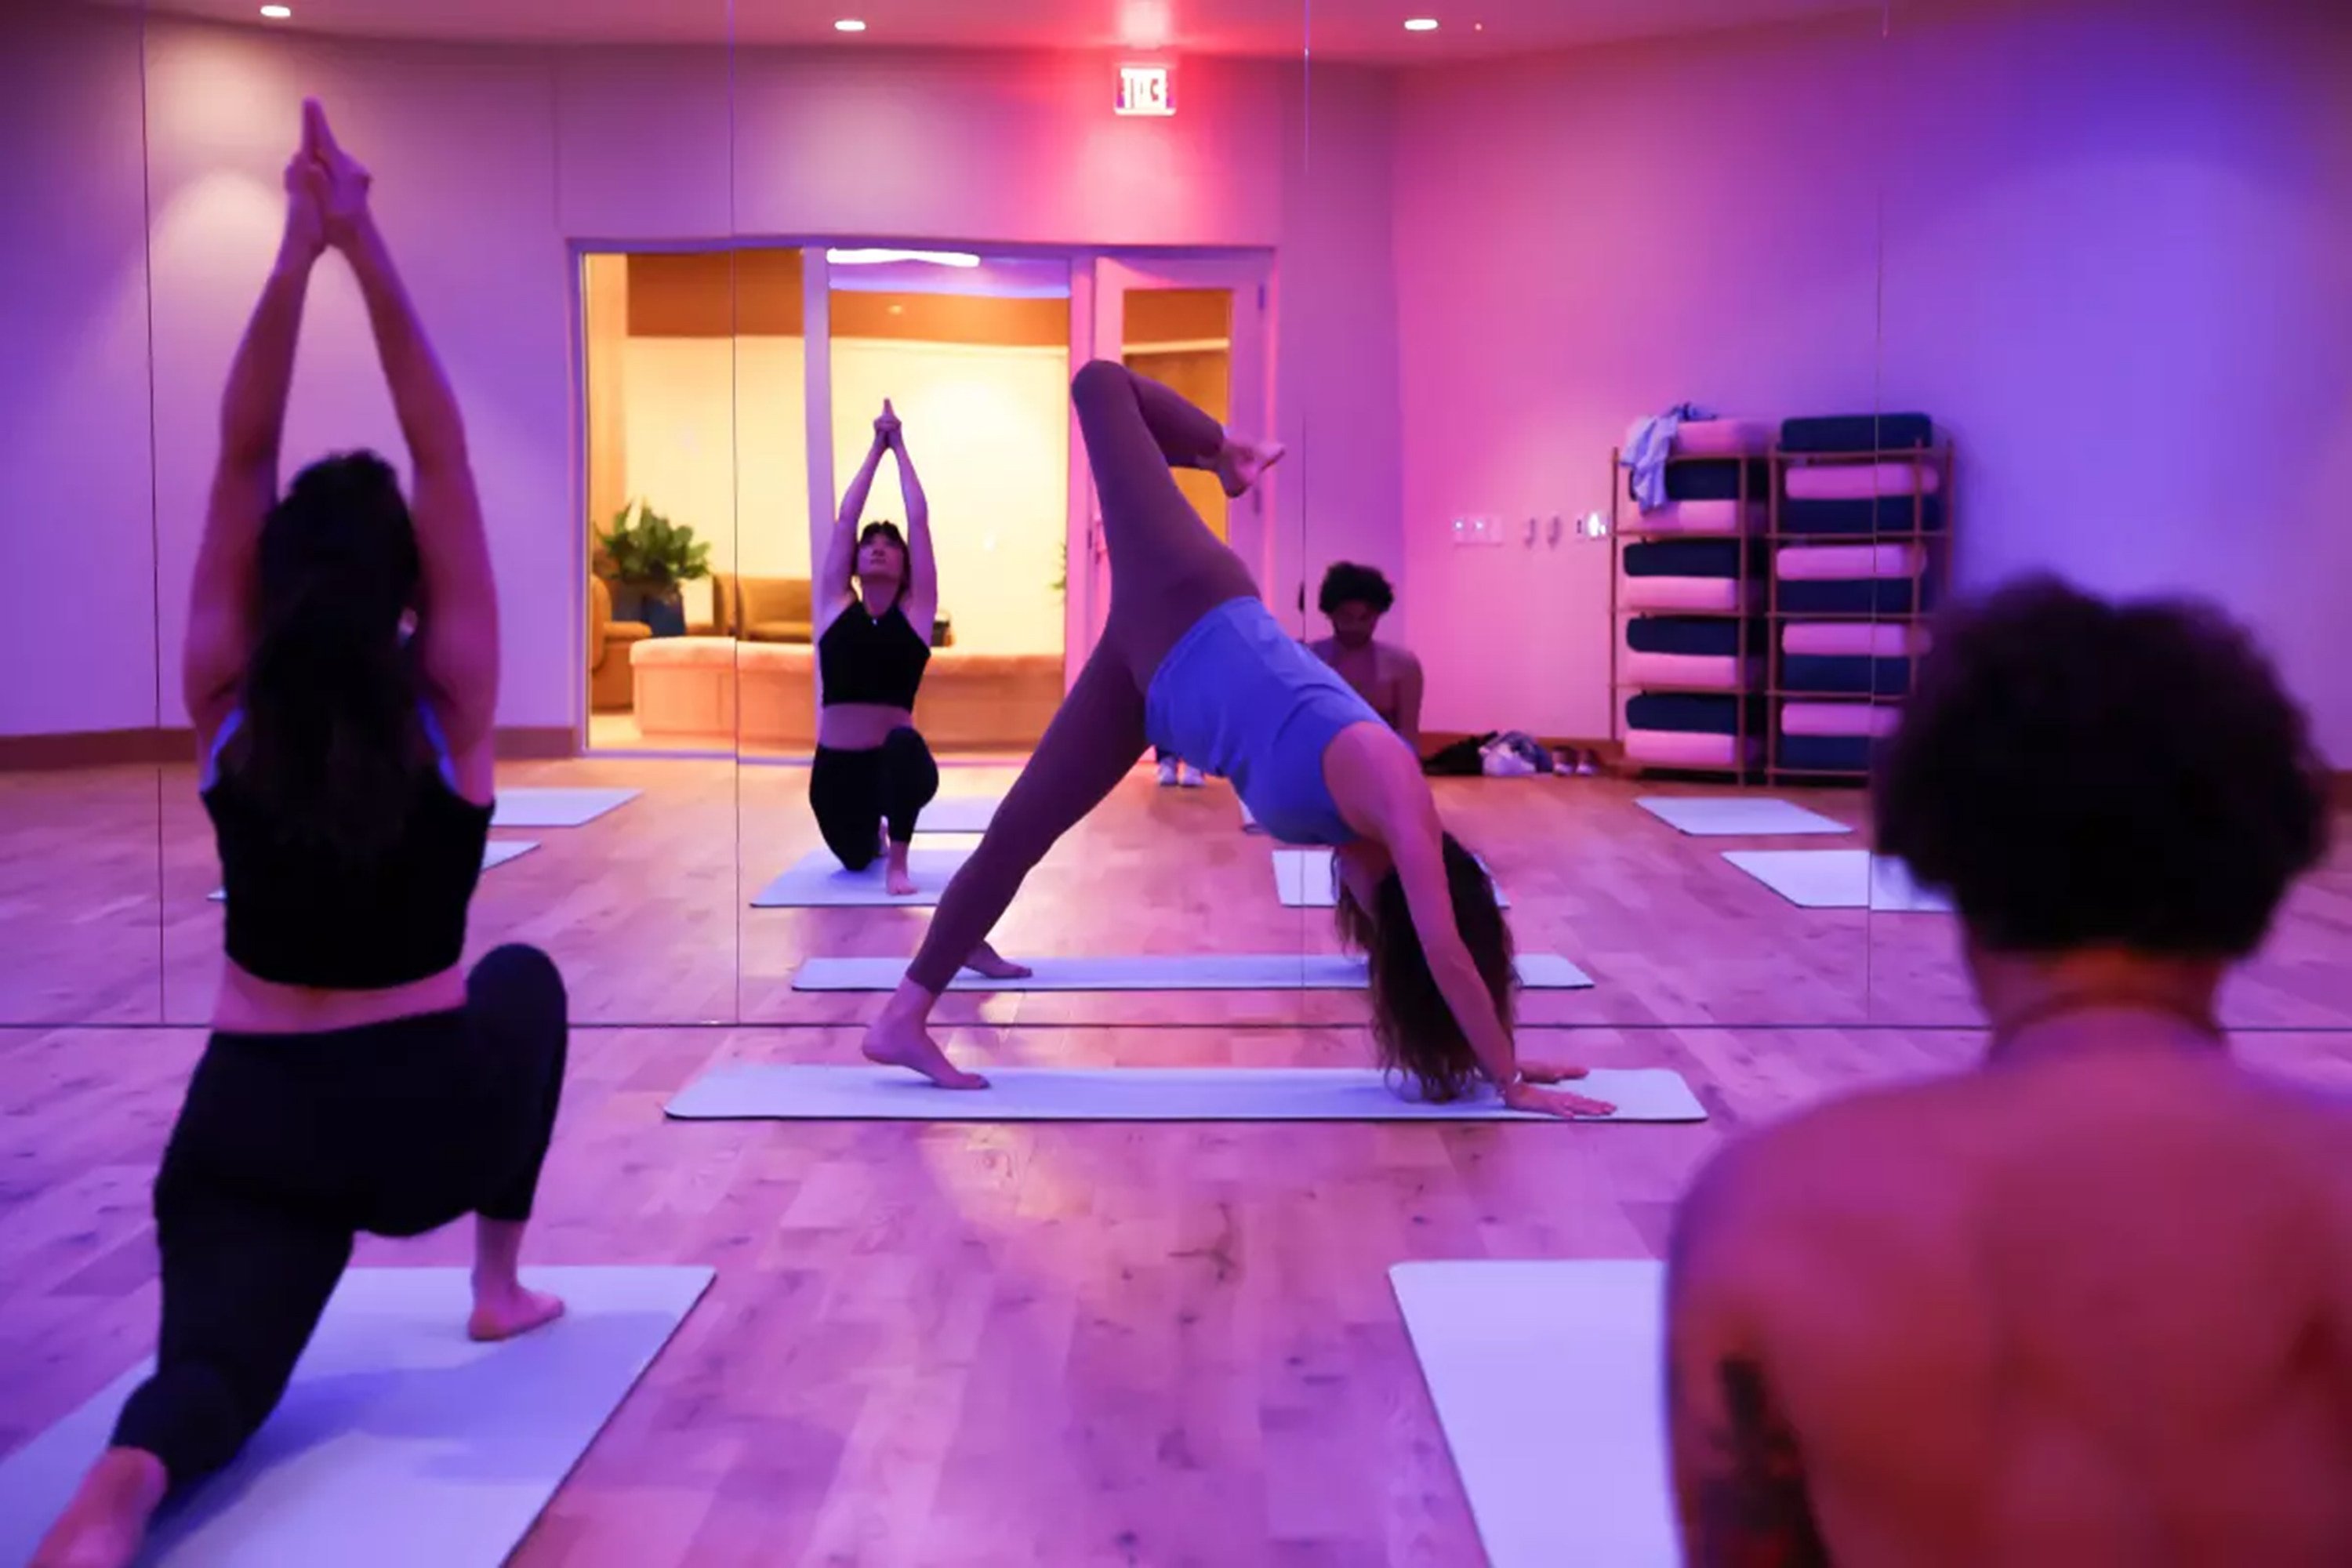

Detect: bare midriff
818,702,916,752
212,960,465,1034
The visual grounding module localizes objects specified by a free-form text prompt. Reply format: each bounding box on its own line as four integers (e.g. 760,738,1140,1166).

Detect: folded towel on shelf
1781,701,1900,738
1621,402,1713,512
1780,413,1935,453
1775,543,1928,581
1784,461,1943,502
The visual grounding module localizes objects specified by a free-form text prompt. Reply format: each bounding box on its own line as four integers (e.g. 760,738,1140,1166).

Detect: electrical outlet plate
1450,514,1505,547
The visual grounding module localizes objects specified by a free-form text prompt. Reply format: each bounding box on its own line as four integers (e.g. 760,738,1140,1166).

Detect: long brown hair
1335,833,1517,1101
226,452,424,863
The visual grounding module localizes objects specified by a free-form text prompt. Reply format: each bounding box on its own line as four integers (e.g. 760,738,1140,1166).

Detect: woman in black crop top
808,401,960,899
35,103,572,1568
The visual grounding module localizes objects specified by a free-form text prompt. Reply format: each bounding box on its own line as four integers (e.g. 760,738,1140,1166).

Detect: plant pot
640,592,687,638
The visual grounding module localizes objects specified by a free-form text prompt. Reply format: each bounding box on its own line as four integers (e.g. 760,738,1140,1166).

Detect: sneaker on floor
1157,758,1181,787
1178,764,1207,789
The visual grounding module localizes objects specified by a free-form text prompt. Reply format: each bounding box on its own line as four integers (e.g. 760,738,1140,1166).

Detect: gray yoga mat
1273,849,1511,909
211,840,536,902
920,795,1000,833
749,847,973,907
789,952,1594,992
1723,849,1951,911
1392,1260,1673,1568
0,1265,713,1568
489,787,640,828
1635,796,1850,837
664,1065,1703,1123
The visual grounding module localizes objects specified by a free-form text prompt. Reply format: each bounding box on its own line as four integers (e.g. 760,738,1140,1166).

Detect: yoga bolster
1780,653,1912,697
1622,652,1756,691
1623,500,1762,536
1626,616,1746,657
1621,576,1748,614
1780,495,1945,536
1781,701,1900,738
1784,461,1942,502
1779,412,1934,453
1671,419,1775,458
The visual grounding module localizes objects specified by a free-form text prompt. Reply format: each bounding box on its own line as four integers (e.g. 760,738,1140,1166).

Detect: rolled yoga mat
0,1266,713,1568
750,847,973,906
664,1065,1706,1123
790,952,1595,992
211,840,536,902
1272,849,1512,909
1391,1260,1675,1568
489,787,640,828
1723,848,1951,911
1635,796,1849,837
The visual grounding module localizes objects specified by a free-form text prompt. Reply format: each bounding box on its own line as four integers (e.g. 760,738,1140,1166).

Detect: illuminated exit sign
1116,63,1174,116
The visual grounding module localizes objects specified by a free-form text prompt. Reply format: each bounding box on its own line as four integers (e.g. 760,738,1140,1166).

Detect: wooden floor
4,758,2352,1563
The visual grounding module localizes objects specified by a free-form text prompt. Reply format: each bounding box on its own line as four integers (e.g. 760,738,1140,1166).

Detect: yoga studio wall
4,0,2349,1037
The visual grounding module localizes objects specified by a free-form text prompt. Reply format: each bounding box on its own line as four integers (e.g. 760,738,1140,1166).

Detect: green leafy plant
1051,539,1066,597
597,500,711,594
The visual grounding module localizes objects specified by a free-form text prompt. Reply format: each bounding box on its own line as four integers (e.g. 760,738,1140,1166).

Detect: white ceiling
96,0,1886,63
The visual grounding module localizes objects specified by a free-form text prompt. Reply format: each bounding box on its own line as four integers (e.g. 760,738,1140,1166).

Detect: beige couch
588,575,653,712
711,574,815,643
633,640,1065,750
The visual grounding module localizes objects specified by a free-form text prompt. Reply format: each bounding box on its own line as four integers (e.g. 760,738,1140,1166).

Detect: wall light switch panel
1449,514,1505,547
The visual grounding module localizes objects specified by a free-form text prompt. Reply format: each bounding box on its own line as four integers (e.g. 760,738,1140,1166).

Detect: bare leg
29,1452,166,1568
863,649,1149,1086
468,1218,565,1341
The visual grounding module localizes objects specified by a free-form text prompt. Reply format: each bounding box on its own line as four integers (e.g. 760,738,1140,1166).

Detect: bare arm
891,425,938,634
1667,1152,1830,1568
311,103,497,753
183,147,327,739
822,423,891,627
1391,646,1425,756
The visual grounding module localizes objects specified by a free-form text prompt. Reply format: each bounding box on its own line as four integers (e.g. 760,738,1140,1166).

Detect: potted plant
596,499,712,637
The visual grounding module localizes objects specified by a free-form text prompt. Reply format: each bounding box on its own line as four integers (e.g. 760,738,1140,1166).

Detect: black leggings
907,362,1257,989
810,727,939,869
111,944,568,1486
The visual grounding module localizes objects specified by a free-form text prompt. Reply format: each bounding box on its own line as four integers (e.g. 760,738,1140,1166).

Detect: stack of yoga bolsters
1769,413,1948,777
1618,419,1776,775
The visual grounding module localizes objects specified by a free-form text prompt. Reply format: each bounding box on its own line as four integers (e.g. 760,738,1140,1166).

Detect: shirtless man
1308,561,1423,755
1665,577,2346,1568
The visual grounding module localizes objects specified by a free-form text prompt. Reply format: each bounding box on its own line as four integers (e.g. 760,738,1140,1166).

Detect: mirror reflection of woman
34,101,568,1568
859,361,1613,1118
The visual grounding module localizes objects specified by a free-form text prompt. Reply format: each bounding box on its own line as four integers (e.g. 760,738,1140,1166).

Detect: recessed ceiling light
260,4,292,16
834,17,867,31
1403,17,1439,31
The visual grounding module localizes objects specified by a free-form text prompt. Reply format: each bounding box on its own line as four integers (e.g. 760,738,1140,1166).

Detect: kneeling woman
35,103,568,1568
859,361,1613,1119
811,401,946,898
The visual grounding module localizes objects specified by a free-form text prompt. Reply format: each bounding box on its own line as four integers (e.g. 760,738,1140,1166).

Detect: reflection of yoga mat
210,840,537,902
750,848,972,906
1272,849,1511,909
1725,849,1951,911
1392,1260,1673,1568
1636,797,1848,837
665,1065,1704,1123
0,1265,713,1568
920,796,1000,833
790,952,1594,992
488,787,639,828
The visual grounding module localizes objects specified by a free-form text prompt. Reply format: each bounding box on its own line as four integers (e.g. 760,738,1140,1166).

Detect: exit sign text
1116,64,1174,117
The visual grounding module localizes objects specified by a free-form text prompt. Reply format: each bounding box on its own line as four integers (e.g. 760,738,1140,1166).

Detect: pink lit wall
2,11,1400,736
1393,0,2352,759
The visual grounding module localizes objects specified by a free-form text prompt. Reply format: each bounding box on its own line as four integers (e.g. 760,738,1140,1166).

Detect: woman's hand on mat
301,100,375,250
1501,1080,1615,1120
1515,1062,1592,1085
963,941,1033,981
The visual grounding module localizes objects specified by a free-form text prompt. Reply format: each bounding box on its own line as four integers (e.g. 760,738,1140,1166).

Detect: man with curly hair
1664,575,2348,1567
1308,561,1424,756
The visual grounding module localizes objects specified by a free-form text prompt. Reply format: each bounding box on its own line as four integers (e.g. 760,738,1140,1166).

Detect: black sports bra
818,603,931,709
202,706,492,989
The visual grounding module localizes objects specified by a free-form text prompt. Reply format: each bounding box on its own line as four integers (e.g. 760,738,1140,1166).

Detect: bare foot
964,940,1033,980
467,1283,567,1343
1216,436,1287,499
31,1449,166,1568
862,1013,989,1088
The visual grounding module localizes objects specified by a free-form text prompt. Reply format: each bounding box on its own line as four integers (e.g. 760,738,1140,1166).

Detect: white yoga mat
1273,849,1511,909
920,795,1000,833
1636,796,1850,837
0,1265,713,1568
664,1065,1703,1123
790,952,1595,992
209,840,537,902
749,847,973,907
489,787,639,828
1391,1260,1674,1568
1724,848,1951,911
